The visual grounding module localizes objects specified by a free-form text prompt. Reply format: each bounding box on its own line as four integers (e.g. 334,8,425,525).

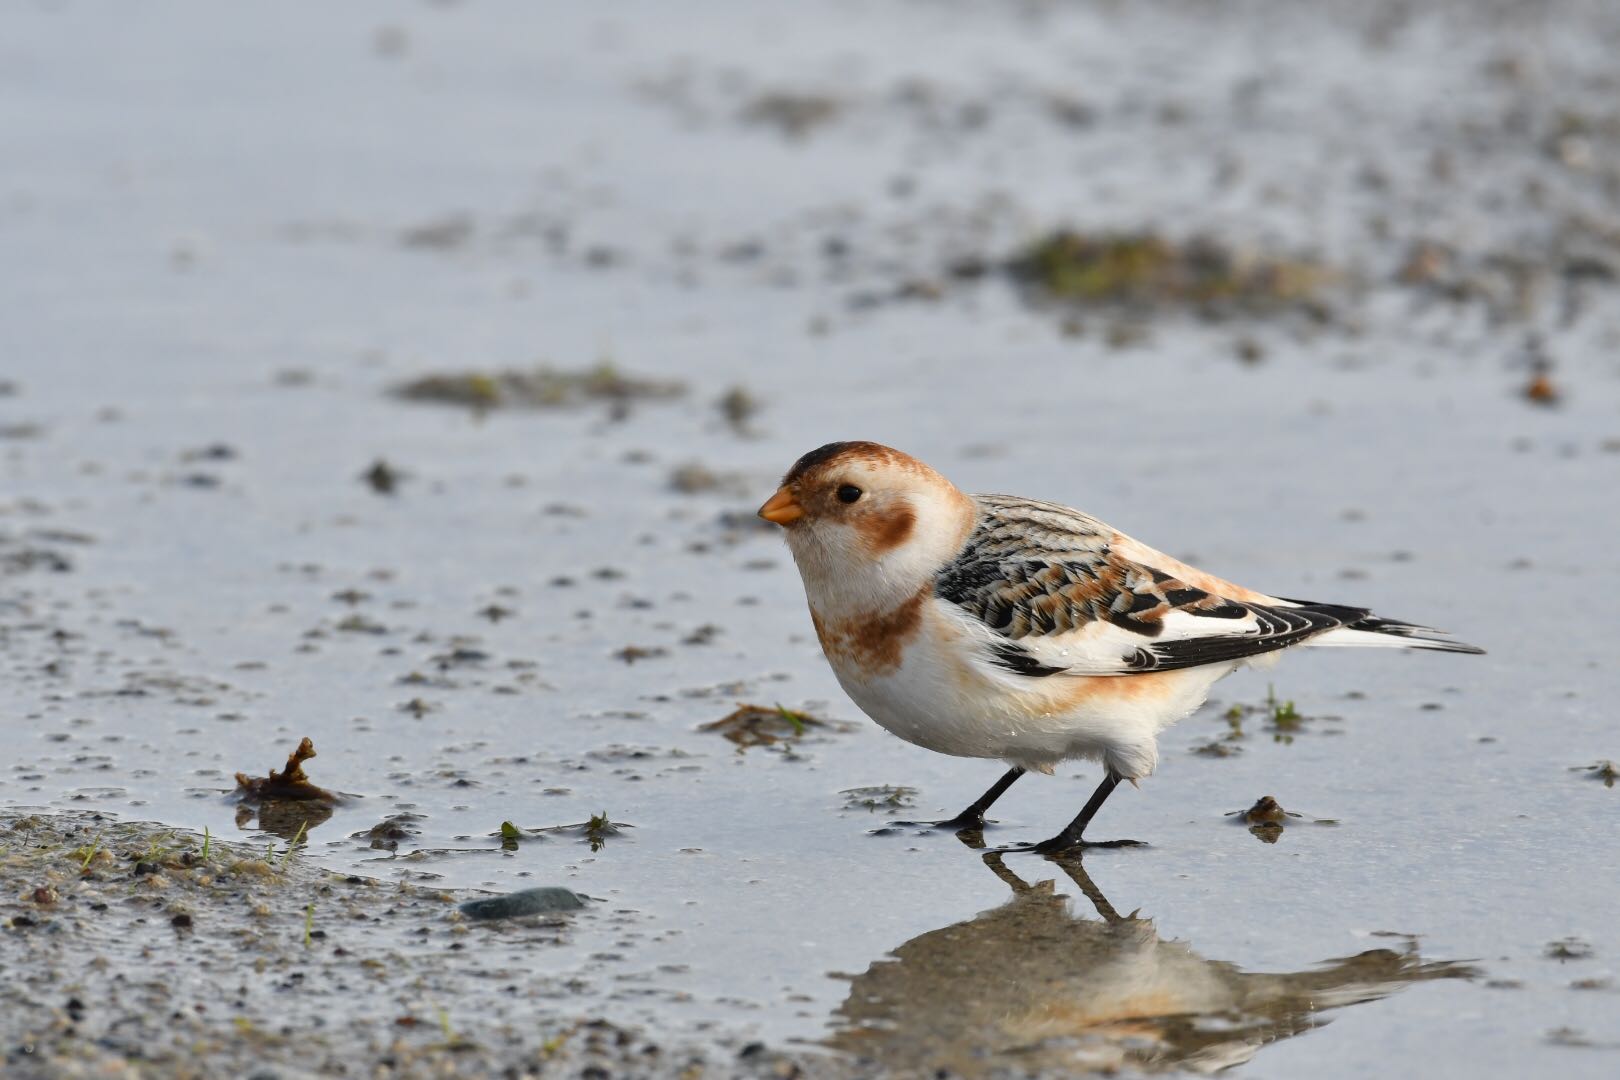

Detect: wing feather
936,496,1366,677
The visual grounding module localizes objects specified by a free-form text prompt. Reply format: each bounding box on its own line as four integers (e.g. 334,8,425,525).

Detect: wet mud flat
4,0,1620,1076
0,810,826,1080
2,811,1483,1080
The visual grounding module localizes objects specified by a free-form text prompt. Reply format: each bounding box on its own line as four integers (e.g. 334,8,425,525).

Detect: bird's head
758,441,975,615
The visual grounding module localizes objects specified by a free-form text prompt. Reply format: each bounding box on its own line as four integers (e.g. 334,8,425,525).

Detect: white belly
827,621,1233,779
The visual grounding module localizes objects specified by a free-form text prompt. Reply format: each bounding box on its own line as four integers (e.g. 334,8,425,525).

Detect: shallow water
4,1,1620,1075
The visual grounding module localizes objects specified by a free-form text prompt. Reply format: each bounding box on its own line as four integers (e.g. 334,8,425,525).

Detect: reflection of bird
827,852,1474,1076
759,442,1482,851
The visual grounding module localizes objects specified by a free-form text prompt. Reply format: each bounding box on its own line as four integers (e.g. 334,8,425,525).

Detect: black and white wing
933,495,1444,678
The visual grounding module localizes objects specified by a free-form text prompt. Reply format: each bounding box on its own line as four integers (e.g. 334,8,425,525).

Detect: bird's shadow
825,849,1477,1075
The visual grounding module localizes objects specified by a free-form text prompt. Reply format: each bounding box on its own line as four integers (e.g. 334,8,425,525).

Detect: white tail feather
1308,625,1483,653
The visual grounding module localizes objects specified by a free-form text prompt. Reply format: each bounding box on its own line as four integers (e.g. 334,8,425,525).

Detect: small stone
459,887,587,921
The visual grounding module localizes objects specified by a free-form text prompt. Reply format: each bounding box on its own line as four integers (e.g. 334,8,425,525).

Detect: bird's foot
884,811,994,832
1000,835,1147,855
927,810,990,832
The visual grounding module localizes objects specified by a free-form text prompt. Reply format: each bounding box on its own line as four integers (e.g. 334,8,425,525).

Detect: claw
883,814,992,832
998,837,1147,856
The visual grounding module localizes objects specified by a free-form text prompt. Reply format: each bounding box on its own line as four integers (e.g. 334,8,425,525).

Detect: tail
1300,609,1484,655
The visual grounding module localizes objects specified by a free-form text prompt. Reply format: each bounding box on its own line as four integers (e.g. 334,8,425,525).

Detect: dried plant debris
717,385,761,432
391,363,684,412
1231,795,1296,843
399,214,473,250
179,443,238,463
361,459,403,494
668,462,752,496
352,813,425,852
531,813,629,852
0,528,90,576
1545,937,1595,961
1397,237,1611,324
741,91,842,137
1523,362,1562,406
682,623,722,645
1007,229,1333,317
841,785,918,812
460,887,587,921
700,703,854,749
1571,760,1619,787
234,737,344,804
0,541,74,575
484,814,629,853
1227,795,1337,844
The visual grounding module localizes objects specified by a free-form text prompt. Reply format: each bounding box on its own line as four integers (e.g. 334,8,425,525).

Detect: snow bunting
759,441,1483,853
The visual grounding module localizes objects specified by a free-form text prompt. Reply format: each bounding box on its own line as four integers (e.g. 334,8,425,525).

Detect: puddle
4,0,1620,1075
828,852,1474,1075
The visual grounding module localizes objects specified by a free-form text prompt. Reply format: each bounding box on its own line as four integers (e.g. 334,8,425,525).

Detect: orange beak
757,486,804,526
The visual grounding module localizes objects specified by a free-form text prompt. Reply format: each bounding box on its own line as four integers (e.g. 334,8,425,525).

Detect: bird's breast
808,585,932,681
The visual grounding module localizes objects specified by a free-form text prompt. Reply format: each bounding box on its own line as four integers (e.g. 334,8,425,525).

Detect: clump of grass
717,385,761,432
840,785,918,812
278,819,309,866
584,812,614,853
1190,740,1243,758
775,704,807,737
741,91,841,138
1570,761,1619,788
303,901,315,947
499,820,523,851
75,833,104,871
140,829,178,865
431,1004,472,1050
700,702,851,750
1267,685,1304,739
1546,937,1595,961
1008,229,1331,315
1210,687,1318,747
532,816,630,850
391,363,685,412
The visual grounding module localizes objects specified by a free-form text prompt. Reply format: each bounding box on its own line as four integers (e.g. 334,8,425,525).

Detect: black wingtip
1347,614,1485,655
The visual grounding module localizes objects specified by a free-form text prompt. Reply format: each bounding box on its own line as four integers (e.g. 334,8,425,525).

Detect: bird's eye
836,484,862,504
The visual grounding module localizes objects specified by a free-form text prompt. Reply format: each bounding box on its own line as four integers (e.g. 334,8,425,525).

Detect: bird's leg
1010,772,1146,854
1043,850,1127,923
979,850,1035,894
930,766,1025,831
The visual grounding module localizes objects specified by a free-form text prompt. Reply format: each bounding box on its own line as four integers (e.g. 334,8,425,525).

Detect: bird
757,440,1483,854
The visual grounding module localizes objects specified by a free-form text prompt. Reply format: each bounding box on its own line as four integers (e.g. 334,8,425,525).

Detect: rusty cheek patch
854,504,915,556
810,586,930,679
